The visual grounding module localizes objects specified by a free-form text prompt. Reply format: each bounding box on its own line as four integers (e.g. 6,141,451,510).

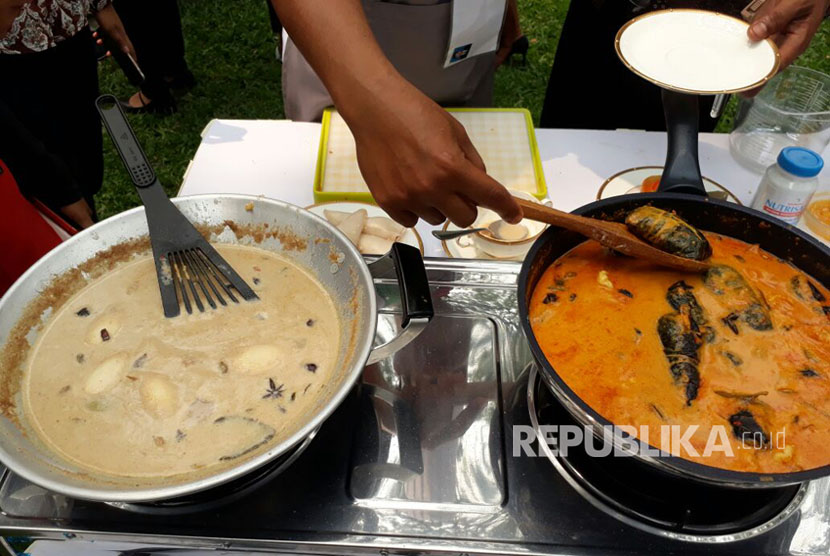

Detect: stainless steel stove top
0,259,827,555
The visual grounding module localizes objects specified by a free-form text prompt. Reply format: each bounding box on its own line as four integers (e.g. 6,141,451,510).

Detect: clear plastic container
751,147,824,224
730,66,830,174
802,191,830,241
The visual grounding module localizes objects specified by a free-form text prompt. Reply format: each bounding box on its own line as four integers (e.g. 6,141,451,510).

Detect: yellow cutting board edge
313,107,548,204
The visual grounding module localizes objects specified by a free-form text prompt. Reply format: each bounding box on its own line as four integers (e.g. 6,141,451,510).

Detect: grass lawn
96,0,830,219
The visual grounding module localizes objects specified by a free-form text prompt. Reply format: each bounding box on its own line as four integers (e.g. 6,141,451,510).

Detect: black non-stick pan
518,89,830,488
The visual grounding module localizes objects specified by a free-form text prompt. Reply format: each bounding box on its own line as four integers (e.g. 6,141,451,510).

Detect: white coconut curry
22,244,340,478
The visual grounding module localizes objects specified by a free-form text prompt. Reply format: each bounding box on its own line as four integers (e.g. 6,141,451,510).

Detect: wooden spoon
515,198,709,273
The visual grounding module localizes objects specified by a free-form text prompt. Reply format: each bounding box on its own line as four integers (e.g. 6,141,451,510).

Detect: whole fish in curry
529,228,830,474
625,205,712,261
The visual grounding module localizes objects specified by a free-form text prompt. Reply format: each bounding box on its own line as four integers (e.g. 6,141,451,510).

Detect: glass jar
751,147,824,225
729,66,830,174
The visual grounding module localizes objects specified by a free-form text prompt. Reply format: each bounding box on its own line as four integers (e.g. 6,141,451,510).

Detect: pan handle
658,89,707,196
96,94,157,188
366,243,434,365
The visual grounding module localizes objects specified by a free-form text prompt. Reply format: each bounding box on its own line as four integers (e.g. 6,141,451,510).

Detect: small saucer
616,9,779,94
597,166,741,204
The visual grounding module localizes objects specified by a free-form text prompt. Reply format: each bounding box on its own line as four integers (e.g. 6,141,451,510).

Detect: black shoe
507,35,529,66
119,92,177,115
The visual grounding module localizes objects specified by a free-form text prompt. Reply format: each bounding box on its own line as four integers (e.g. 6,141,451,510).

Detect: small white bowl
469,190,548,259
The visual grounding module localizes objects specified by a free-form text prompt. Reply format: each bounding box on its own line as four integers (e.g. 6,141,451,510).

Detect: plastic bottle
751,147,824,224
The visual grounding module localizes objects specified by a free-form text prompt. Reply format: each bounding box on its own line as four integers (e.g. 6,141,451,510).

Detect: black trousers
0,28,102,213
540,0,719,132
113,0,189,101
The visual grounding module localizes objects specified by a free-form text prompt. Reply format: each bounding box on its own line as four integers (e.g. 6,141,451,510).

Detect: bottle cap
777,147,824,178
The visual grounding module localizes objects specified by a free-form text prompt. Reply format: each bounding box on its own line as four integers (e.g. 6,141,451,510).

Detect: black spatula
96,94,258,317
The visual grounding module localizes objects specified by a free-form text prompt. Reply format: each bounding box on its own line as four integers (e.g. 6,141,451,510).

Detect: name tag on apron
443,0,506,68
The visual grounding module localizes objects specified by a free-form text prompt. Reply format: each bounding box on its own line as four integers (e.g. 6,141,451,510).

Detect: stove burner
526,365,806,542
106,429,317,515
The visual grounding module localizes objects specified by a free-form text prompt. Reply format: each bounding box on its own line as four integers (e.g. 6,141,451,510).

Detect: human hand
745,0,829,95
93,4,136,61
60,199,95,229
344,85,521,228
274,0,520,227
92,30,111,58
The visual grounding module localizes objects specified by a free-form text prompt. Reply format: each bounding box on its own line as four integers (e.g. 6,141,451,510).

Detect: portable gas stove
0,260,827,555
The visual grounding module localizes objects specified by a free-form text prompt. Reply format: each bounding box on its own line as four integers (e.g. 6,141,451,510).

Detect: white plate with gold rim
615,9,779,94
306,201,423,255
597,166,742,204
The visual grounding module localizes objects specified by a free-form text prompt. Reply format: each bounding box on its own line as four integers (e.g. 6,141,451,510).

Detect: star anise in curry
263,378,285,400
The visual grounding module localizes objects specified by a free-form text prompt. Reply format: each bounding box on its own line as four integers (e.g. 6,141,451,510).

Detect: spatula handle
96,95,157,188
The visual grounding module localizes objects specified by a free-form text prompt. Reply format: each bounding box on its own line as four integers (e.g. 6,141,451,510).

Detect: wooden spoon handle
515,198,624,238
514,198,710,273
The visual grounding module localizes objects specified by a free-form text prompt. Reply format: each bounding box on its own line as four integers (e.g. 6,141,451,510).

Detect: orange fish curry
529,235,830,474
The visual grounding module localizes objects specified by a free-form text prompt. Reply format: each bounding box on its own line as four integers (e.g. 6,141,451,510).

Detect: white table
180,120,830,255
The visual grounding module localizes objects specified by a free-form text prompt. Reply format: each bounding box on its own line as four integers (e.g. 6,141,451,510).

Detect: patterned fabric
0,0,111,54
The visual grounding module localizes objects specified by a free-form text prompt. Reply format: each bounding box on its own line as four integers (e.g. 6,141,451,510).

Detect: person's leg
152,0,191,84
495,0,527,66
74,30,104,213
114,0,191,112
0,29,103,216
111,0,170,108
54,29,104,211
